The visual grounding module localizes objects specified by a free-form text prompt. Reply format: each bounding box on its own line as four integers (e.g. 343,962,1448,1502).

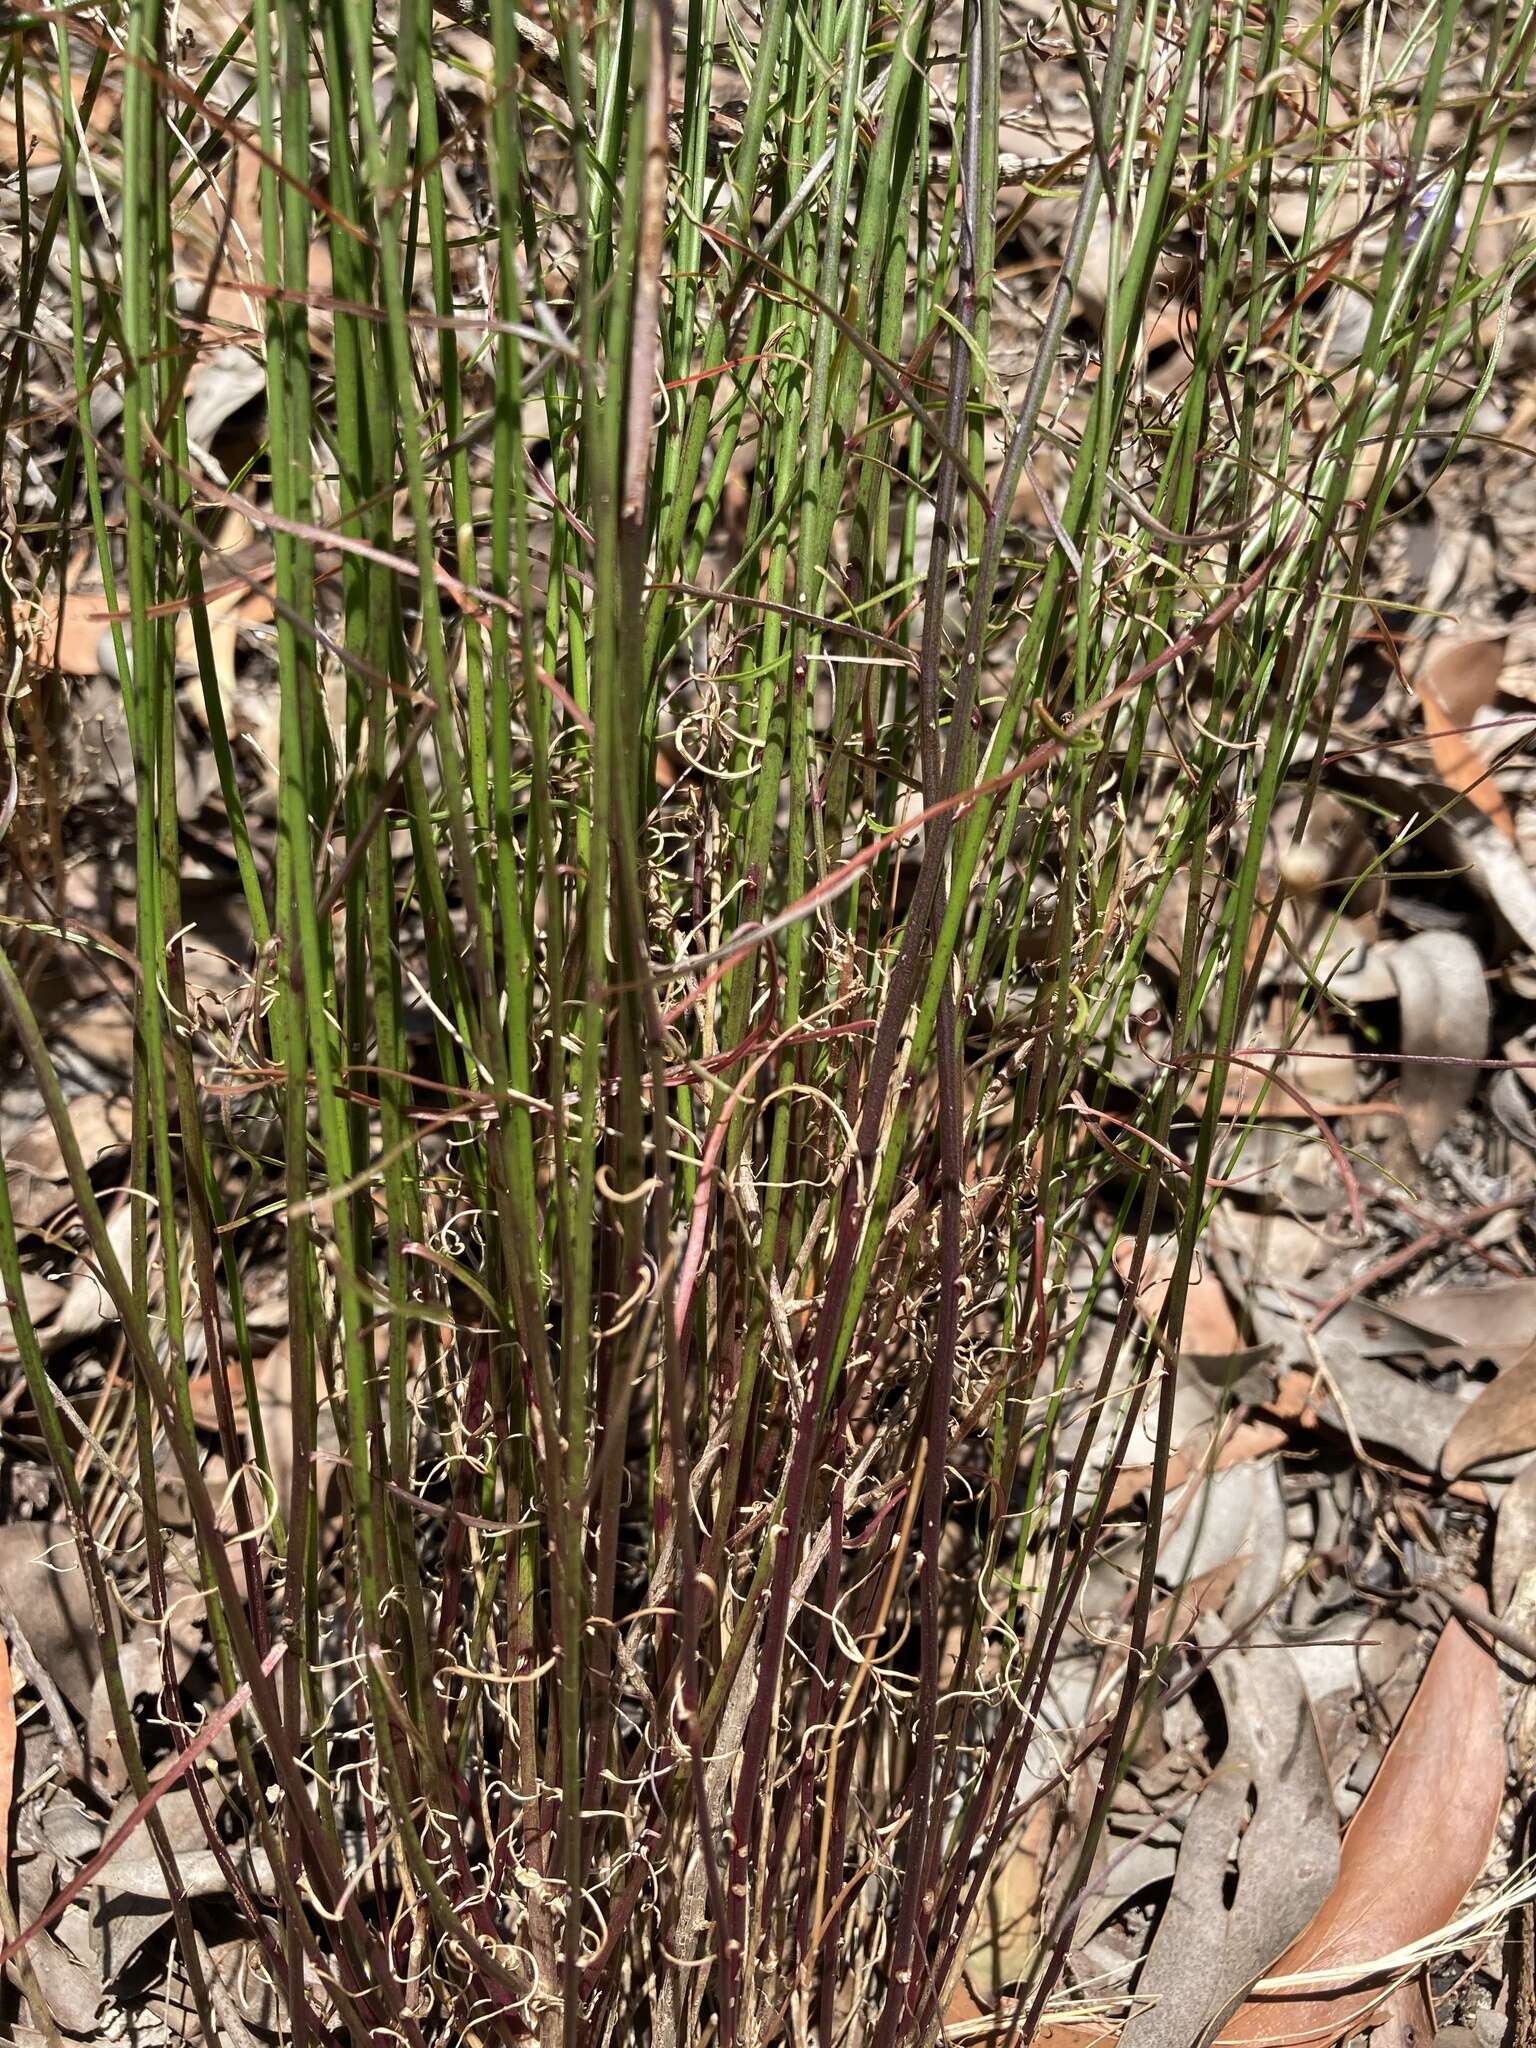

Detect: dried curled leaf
1493,1457,1536,1613
1217,1603,1503,2048
1122,1635,1338,2048
1113,1235,1240,1356
1442,1344,1536,1480
1414,637,1515,843
1386,931,1489,1157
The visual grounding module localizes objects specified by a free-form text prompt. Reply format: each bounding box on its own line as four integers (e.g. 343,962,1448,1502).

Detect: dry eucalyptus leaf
1453,818,1536,953
30,562,124,676
0,1270,67,1357
0,61,115,170
1108,1415,1289,1518
1308,1351,1465,1475
172,137,332,341
965,1797,1053,1997
1305,1294,1456,1362
0,1524,99,1716
1493,1457,1536,1612
1414,638,1515,843
41,1200,135,1353
1158,1462,1286,1628
1236,1284,1468,1472
1121,1636,1338,2048
7,1091,131,1181
1217,1605,1503,2048
52,1006,136,1094
1308,928,1399,1005
87,1634,163,1797
1284,1614,1420,1718
11,1853,104,2033
183,348,268,454
1442,1344,1536,1479
1419,635,1508,727
202,1929,286,2035
1072,1826,1182,1949
1386,930,1488,1156
1391,1281,1536,1371
96,1828,277,1904
3,1092,131,1231
39,1797,103,1865
1114,1235,1240,1356
95,1783,224,1978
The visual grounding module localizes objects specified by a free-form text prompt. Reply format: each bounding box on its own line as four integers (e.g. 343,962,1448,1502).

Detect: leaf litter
2,1,1536,2046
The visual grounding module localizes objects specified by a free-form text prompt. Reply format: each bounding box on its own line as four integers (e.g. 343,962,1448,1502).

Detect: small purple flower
1406,174,1463,249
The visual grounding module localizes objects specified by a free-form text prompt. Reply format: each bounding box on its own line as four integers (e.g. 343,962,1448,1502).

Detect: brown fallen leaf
1216,1601,1503,2048
1414,637,1515,843
1148,1556,1247,1642
1107,1416,1290,1517
186,1364,247,1434
1114,1236,1241,1356
1386,931,1489,1157
1442,1344,1536,1480
173,132,332,346
1420,636,1507,726
3,1092,133,1232
964,1797,1054,1998
0,52,116,169
28,560,124,677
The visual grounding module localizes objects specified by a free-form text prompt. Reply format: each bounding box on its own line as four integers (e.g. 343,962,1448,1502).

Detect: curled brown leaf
1216,1602,1503,2048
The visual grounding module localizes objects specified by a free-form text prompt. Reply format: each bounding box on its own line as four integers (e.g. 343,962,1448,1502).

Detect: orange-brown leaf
1113,1237,1240,1357
1414,637,1515,843
1216,1602,1503,2048
1442,1343,1536,1480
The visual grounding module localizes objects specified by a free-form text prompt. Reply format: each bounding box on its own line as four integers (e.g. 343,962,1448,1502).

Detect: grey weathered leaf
1241,1283,1472,1473
1122,1633,1339,2048
1391,1280,1536,1371
1493,1456,1536,1612
0,1524,99,1716
1453,817,1536,952
1219,1605,1502,2048
1386,930,1488,1157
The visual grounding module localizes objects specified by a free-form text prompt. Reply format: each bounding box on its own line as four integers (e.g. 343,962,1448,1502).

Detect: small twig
1415,1578,1536,1669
